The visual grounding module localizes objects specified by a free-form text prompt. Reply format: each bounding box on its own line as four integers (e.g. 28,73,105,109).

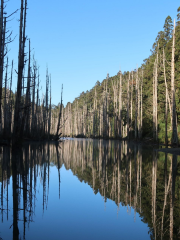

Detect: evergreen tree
177,7,180,26
175,7,180,124
163,16,173,42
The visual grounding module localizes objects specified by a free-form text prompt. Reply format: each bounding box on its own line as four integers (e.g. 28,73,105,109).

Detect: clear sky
5,0,180,106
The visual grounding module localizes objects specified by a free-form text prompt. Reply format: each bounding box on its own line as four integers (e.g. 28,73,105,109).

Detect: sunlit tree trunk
112,80,118,137
119,72,122,138
137,69,141,139
153,52,158,142
127,73,130,139
140,70,143,139
135,70,138,139
163,48,172,145
130,71,133,139
171,20,178,146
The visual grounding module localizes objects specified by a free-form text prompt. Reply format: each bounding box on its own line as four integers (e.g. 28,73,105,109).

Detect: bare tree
13,0,27,144
55,85,63,140
171,20,178,146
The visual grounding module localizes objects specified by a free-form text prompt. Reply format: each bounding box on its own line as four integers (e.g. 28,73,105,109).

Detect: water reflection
0,139,179,240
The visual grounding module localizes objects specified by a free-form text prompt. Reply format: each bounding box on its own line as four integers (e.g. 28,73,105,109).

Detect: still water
0,139,179,240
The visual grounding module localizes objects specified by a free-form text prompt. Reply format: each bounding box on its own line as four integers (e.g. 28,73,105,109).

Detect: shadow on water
0,139,179,240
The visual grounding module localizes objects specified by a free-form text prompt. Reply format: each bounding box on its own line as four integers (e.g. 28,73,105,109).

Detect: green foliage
63,6,180,144
163,16,173,42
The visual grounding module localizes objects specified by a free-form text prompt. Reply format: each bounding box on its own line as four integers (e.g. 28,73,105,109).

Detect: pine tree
163,16,173,43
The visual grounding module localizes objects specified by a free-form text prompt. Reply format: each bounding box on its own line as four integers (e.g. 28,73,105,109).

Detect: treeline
0,0,62,145
62,7,180,145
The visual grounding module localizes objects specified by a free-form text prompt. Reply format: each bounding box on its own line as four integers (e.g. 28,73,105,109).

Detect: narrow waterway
0,139,179,240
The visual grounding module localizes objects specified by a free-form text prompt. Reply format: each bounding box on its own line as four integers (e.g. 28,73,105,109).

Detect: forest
0,0,63,145
61,7,180,146
0,1,180,146
0,1,179,239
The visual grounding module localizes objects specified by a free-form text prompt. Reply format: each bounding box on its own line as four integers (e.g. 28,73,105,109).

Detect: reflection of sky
0,165,150,240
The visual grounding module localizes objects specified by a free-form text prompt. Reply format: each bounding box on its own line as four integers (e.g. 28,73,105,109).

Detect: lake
0,139,179,240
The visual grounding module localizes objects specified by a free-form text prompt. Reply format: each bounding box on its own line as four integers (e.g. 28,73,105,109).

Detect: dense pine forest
61,7,180,146
0,0,63,145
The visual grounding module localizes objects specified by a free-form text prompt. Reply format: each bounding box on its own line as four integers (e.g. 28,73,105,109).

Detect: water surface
0,139,179,240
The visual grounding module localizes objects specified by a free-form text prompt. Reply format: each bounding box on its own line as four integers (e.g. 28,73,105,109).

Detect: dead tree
163,48,171,145
48,75,51,139
112,80,118,137
130,71,133,138
119,71,122,138
127,73,130,139
13,0,27,144
135,69,138,139
8,60,13,135
153,52,158,142
3,57,7,137
140,70,143,139
0,1,5,133
20,39,31,139
55,84,63,140
171,20,178,145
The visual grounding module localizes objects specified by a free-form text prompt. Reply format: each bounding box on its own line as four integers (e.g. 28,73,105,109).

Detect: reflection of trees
0,140,180,239
58,139,180,240
0,142,61,240
152,151,157,240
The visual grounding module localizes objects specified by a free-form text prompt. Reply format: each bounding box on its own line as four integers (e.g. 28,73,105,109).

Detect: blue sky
5,0,180,106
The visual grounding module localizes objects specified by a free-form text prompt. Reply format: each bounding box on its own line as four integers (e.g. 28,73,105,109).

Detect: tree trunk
163,48,169,145
130,71,133,139
127,73,130,139
171,20,178,145
4,57,8,137
155,53,158,142
0,0,4,133
135,70,138,139
153,53,158,142
56,85,63,139
140,70,143,139
13,0,26,144
119,72,122,138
